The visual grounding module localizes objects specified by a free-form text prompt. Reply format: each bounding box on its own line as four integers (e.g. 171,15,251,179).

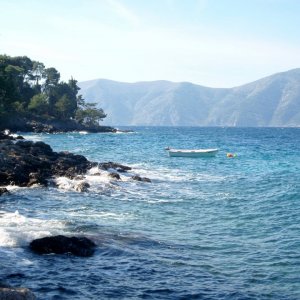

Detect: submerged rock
29,235,96,257
0,287,36,300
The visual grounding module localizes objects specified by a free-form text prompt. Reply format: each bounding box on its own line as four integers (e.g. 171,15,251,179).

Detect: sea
0,127,300,300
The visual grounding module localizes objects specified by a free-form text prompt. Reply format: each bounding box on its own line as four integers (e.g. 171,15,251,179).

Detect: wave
53,165,152,193
130,163,226,183
0,210,66,248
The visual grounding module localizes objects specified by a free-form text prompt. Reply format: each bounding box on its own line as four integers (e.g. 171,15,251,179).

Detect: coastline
0,130,149,298
0,117,116,134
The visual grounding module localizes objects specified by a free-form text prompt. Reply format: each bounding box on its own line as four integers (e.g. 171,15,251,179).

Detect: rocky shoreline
0,131,149,190
0,117,116,133
0,130,151,298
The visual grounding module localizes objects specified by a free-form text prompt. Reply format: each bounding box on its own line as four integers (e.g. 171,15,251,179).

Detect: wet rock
0,131,13,141
27,172,48,187
109,172,121,180
90,172,101,176
131,175,151,182
29,235,96,257
0,188,9,196
99,162,131,172
0,287,36,300
0,135,95,187
75,181,90,192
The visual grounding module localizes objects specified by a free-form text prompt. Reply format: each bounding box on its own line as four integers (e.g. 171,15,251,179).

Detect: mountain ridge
78,68,300,126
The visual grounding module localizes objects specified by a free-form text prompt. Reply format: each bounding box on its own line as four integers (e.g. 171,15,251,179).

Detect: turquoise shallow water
1,127,300,299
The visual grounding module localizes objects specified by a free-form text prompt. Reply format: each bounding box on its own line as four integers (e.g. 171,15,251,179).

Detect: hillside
78,69,300,127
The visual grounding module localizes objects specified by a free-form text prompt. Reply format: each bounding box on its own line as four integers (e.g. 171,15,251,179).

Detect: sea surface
0,127,300,299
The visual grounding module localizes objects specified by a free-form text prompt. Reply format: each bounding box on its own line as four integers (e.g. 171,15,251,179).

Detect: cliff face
79,69,300,127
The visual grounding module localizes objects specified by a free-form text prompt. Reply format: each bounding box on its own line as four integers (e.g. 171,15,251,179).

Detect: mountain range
78,69,300,127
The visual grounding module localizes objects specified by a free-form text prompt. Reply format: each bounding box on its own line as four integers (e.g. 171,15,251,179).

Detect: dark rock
27,172,48,187
0,134,134,189
132,175,151,182
109,172,121,180
15,140,34,148
90,172,101,176
0,287,36,300
16,135,24,140
0,136,96,187
99,162,131,172
0,188,9,196
0,132,13,141
29,235,96,257
75,181,90,192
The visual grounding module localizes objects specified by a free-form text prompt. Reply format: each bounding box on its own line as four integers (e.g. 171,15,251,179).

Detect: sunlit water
1,127,300,299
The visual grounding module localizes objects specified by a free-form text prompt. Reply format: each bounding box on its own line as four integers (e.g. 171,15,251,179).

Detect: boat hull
168,149,218,157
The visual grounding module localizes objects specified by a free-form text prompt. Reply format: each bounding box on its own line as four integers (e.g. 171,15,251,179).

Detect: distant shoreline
0,117,116,134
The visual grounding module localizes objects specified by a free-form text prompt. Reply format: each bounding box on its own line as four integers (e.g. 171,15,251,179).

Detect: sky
1,0,300,87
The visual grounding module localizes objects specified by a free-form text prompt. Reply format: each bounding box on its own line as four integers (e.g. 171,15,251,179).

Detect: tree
55,94,76,119
75,103,106,126
30,61,45,87
28,93,48,115
0,54,107,129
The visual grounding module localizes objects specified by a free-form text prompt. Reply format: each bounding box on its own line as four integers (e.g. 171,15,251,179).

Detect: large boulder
29,235,96,257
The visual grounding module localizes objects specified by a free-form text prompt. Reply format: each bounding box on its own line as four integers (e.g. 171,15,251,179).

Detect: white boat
166,148,218,157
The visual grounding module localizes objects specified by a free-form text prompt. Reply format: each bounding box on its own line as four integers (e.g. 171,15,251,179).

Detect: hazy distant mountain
78,69,300,127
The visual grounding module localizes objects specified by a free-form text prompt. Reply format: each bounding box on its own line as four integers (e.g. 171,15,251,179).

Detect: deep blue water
0,127,300,299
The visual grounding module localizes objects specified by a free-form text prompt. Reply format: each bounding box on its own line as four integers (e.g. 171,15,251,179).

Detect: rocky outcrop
0,132,150,189
29,235,96,257
0,134,96,187
0,287,36,300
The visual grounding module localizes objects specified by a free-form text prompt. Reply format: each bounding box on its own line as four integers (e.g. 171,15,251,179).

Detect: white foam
0,210,66,248
54,170,122,192
0,184,23,191
20,134,44,142
131,163,225,183
68,211,134,221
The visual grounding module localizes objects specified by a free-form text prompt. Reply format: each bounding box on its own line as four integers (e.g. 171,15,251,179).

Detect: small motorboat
166,148,218,157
